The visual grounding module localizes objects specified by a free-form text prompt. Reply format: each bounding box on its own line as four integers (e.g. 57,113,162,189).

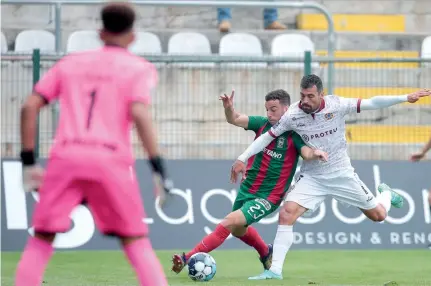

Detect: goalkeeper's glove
149,156,174,207
20,150,44,192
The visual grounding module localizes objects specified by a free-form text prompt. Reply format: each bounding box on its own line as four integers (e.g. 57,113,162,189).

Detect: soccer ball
187,252,217,282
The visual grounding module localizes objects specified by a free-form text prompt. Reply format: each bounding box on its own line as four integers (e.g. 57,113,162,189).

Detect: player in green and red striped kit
171,89,327,274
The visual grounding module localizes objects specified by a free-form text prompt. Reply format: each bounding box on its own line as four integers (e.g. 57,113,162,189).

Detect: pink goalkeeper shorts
32,157,148,237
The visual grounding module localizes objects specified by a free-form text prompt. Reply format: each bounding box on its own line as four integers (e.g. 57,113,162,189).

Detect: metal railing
2,0,336,94
1,51,430,161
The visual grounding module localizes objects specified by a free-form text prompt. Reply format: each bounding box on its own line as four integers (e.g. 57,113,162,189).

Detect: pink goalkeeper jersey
34,45,158,164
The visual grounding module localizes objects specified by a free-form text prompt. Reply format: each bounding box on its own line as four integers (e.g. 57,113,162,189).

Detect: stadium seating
14,30,55,53
422,36,431,57
219,33,266,68
168,32,212,55
129,31,162,55
66,30,103,52
297,14,405,33
167,32,214,67
271,33,320,70
1,26,430,160
1,32,7,53
421,36,431,66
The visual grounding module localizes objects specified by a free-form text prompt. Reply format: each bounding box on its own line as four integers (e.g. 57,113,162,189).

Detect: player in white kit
230,74,431,280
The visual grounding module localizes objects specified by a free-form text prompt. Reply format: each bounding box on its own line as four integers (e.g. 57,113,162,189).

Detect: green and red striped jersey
240,116,306,205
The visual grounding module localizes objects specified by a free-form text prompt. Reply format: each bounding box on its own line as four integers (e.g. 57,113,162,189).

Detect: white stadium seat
129,32,162,55
168,32,214,67
421,36,431,67
219,33,266,68
271,33,319,69
421,36,431,58
67,30,103,53
168,32,211,55
15,30,55,53
1,32,8,52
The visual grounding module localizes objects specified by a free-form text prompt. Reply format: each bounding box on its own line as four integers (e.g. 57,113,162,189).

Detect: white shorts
286,169,378,212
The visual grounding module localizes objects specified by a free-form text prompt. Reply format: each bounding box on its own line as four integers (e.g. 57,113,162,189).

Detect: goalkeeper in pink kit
15,3,172,286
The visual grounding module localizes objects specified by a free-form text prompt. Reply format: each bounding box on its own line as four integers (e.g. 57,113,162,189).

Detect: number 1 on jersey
86,90,96,130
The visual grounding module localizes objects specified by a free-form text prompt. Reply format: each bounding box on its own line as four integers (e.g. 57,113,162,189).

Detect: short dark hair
300,74,323,93
265,89,291,106
101,2,136,34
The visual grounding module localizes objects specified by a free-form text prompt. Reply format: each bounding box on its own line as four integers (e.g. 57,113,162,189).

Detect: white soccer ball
187,252,217,282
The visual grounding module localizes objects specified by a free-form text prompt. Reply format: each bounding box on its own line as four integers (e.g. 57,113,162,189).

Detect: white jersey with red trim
269,95,361,175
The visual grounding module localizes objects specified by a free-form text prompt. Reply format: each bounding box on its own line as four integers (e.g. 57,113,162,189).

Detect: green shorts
232,191,279,226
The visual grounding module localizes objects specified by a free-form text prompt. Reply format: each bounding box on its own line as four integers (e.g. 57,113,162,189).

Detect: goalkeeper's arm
131,102,172,192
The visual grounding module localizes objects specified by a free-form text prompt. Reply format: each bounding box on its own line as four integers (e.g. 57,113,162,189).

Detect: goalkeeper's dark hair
265,89,291,106
101,2,136,34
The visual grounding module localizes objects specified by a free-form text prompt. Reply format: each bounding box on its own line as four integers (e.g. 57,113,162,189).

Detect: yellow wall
346,125,430,143
316,51,419,68
297,14,405,32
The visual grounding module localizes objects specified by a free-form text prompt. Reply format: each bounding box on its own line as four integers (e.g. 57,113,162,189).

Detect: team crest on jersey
324,113,334,120
277,137,285,148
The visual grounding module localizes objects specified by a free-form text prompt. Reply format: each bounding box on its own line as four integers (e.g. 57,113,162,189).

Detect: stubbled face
300,85,324,114
265,99,288,125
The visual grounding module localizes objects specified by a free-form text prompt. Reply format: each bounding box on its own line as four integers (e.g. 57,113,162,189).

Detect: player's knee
119,235,147,246
375,212,386,222
367,210,386,222
279,204,299,225
34,231,56,243
231,226,247,237
373,212,386,222
221,212,243,231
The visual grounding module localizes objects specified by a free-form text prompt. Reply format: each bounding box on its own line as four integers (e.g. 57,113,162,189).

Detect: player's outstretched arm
360,89,431,111
132,102,173,206
411,131,431,161
300,146,328,162
219,90,249,128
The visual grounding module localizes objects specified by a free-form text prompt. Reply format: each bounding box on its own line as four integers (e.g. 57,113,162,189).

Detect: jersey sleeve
269,112,292,137
338,96,362,115
129,64,158,105
291,132,306,151
246,116,268,132
33,62,62,104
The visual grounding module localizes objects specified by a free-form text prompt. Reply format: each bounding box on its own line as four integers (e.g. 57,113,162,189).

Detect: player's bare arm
300,146,328,162
219,90,249,128
132,102,173,207
359,89,431,111
411,130,431,161
20,92,47,192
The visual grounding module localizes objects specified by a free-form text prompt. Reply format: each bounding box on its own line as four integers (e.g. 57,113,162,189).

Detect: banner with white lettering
1,159,430,251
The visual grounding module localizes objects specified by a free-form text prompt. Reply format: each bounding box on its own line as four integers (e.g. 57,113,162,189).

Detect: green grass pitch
2,250,430,285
